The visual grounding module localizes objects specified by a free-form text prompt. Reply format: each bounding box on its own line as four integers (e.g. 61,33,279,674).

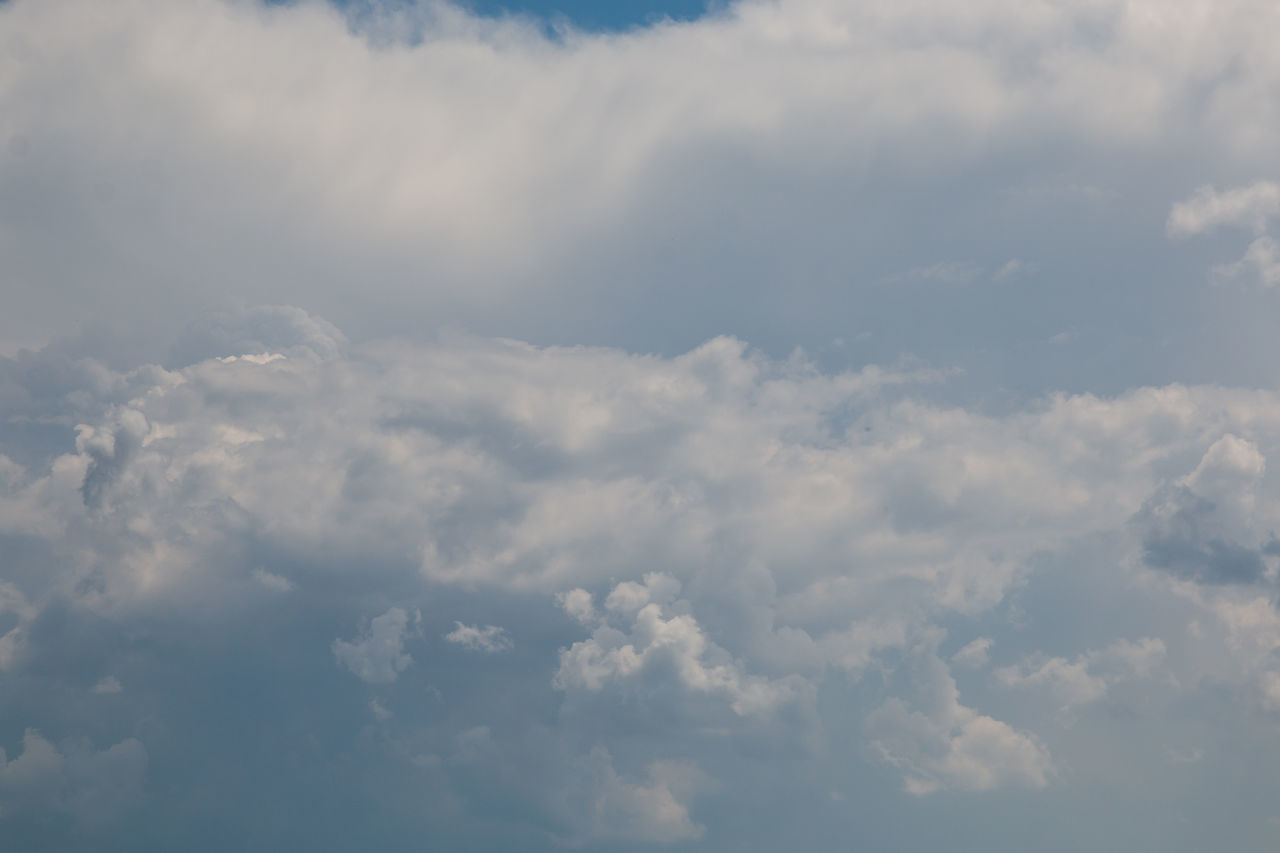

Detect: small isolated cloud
993,259,1024,280
251,568,295,593
1167,182,1280,238
952,637,993,669
333,607,414,684
888,261,983,286
91,676,123,695
444,622,512,654
557,589,597,627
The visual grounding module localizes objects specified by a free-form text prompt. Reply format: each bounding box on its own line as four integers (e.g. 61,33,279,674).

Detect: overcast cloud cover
5,0,1280,849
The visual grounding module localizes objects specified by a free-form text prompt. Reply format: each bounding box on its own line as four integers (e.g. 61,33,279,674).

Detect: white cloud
557,588,598,627
11,310,1280,839
333,606,415,684
1169,183,1280,288
952,637,993,669
867,656,1053,794
555,577,809,719
444,622,512,654
995,637,1166,709
1213,236,1280,288
7,0,1280,364
1167,182,1280,238
11,0,1280,844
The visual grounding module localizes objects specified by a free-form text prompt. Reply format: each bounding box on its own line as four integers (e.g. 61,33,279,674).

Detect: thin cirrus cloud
6,0,1280,850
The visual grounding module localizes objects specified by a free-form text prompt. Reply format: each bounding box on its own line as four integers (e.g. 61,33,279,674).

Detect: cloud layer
7,0,1280,848
2,308,1280,846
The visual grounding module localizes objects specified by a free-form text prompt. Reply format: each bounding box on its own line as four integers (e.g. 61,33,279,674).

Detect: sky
4,0,1280,849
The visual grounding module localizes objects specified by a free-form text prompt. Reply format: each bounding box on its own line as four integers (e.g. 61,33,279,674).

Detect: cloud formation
8,0,1280,847
334,607,416,684
444,622,512,653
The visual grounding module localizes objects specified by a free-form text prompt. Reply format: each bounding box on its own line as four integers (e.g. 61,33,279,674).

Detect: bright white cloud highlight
556,576,808,718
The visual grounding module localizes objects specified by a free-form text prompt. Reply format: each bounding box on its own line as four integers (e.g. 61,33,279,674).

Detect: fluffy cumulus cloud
7,0,1280,849
554,575,813,720
867,655,1053,795
4,313,1280,846
334,607,416,684
0,730,147,827
1171,182,1280,287
995,637,1166,709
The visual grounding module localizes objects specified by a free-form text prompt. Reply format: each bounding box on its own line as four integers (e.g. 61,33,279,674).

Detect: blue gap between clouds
269,0,713,32
462,0,710,30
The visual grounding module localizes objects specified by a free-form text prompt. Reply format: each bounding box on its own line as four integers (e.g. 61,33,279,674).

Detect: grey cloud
866,654,1053,794
995,638,1166,709
1167,182,1280,238
334,607,415,684
1135,485,1270,585
8,308,1280,846
444,622,512,654
167,305,348,368
0,730,146,825
442,726,707,846
77,408,149,509
14,0,1280,846
7,0,1280,398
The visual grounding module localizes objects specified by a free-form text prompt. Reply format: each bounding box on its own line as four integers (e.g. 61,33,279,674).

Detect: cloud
10,307,1280,843
1132,435,1275,586
251,567,295,592
557,589,598,627
1169,183,1280,288
555,576,811,720
12,0,1280,845
446,727,707,846
995,638,1166,709
0,730,147,825
1167,182,1280,238
444,622,512,653
951,637,993,669
560,748,707,845
333,606,415,684
7,0,1280,397
0,583,35,672
1213,236,1280,287
866,655,1053,794
91,676,123,695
